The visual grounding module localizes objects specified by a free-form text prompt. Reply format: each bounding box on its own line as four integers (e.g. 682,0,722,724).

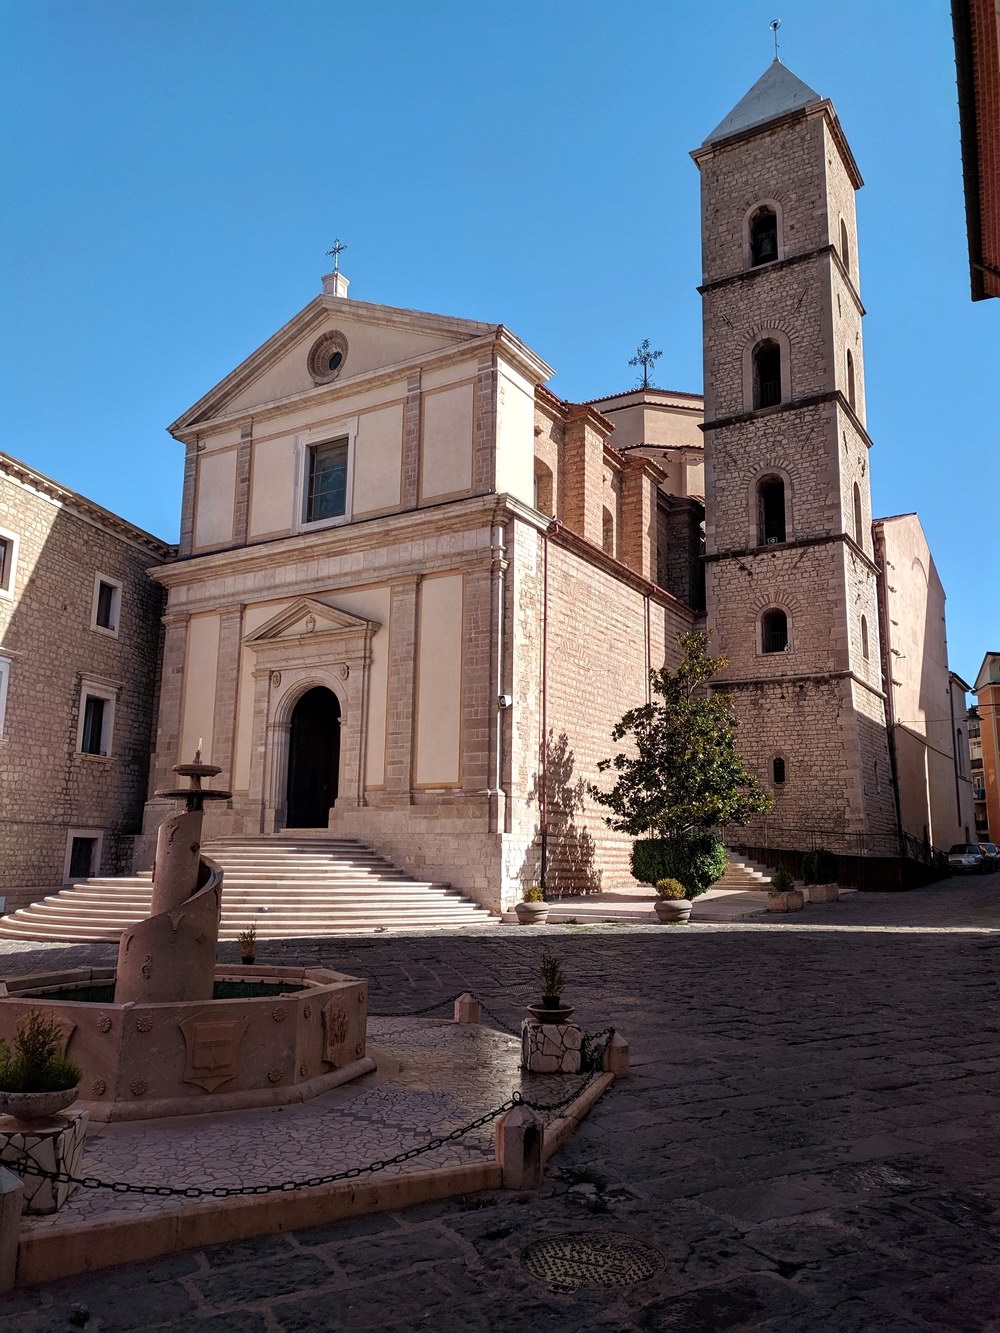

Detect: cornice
546,520,697,621
701,389,874,450
712,668,885,701
0,450,174,560
698,243,866,316
691,100,864,191
705,530,881,577
148,494,511,588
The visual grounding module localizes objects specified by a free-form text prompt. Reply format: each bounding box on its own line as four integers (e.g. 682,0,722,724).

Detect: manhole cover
521,1231,665,1292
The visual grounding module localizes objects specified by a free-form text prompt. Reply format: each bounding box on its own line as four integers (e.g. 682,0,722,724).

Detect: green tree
590,631,772,837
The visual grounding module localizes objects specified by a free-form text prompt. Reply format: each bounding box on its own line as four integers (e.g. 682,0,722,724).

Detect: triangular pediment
170,293,500,438
245,598,380,646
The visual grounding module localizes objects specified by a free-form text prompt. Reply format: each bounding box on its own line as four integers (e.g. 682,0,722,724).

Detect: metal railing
756,380,781,408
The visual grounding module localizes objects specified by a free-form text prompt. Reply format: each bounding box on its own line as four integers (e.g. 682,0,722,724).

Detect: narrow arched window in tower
846,349,856,411
840,218,850,274
602,506,615,557
761,608,788,654
749,207,778,267
861,614,870,661
853,481,864,546
757,476,786,544
772,756,786,786
753,340,782,409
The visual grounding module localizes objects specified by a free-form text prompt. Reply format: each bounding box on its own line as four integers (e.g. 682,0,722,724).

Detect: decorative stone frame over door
244,598,380,832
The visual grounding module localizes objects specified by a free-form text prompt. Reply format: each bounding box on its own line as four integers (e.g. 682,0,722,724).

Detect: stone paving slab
18,1019,585,1234
1,874,998,1330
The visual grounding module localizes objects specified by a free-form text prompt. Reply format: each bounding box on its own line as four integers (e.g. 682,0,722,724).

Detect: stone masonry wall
0,472,166,890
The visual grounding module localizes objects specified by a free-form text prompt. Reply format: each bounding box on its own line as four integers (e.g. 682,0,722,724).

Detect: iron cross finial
628,338,663,391
770,18,782,61
326,238,347,273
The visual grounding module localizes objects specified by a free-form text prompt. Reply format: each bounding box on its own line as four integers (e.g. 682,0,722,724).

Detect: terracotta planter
768,889,805,913
654,898,692,924
528,1000,575,1024
805,883,839,904
515,902,549,926
0,1085,80,1124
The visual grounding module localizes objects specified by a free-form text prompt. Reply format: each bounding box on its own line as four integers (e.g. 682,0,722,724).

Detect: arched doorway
286,687,341,828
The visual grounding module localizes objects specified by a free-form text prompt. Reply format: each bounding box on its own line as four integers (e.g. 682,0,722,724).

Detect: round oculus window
307,331,349,385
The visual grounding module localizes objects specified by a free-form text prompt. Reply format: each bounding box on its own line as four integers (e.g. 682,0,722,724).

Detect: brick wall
0,466,167,889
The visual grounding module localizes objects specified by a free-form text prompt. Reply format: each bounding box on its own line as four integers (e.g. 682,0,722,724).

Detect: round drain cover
521,1231,665,1292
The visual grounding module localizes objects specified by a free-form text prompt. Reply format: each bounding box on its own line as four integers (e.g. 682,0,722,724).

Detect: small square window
63,828,104,883
305,438,349,524
91,574,122,635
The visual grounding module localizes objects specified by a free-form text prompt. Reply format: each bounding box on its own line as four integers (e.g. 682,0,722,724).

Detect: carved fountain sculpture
0,754,374,1121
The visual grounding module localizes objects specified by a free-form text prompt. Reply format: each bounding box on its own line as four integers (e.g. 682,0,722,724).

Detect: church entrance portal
286,687,341,828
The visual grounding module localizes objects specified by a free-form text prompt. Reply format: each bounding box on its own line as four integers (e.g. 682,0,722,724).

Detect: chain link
8,1071,603,1200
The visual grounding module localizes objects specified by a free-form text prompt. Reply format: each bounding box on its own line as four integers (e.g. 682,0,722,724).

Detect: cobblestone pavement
2,876,998,1331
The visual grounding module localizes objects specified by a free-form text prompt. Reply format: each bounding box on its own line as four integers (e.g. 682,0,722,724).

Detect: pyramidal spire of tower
702,60,823,146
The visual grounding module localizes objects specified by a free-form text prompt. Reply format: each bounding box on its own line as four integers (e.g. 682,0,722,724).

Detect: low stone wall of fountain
0,963,371,1122
0,753,374,1124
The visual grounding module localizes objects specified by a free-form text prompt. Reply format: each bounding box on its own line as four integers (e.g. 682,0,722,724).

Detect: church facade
127,60,970,911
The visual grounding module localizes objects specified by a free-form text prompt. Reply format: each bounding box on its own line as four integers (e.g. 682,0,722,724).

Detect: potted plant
514,884,549,926
0,1009,82,1123
767,865,804,913
528,947,574,1023
802,848,839,903
654,878,692,924
238,923,257,965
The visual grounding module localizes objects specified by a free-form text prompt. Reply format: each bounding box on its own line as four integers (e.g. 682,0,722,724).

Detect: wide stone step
0,830,491,941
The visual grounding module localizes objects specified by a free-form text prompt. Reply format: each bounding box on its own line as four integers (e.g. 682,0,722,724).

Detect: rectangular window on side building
305,439,349,524
91,574,122,635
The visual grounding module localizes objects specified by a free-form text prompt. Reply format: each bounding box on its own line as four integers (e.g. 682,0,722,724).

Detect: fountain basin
0,965,373,1122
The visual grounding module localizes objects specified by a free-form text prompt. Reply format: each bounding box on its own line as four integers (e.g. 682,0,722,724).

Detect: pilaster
562,407,606,547
210,607,244,789
232,422,253,546
384,576,421,801
620,458,659,583
472,354,497,493
401,373,421,509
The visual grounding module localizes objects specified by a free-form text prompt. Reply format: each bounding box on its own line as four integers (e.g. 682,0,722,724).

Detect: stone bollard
603,1033,630,1078
0,1164,23,1292
453,993,482,1025
496,1105,543,1190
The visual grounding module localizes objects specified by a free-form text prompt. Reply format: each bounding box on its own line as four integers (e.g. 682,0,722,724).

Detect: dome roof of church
702,59,823,145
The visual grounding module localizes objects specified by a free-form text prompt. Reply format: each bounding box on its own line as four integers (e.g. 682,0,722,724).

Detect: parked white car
948,844,990,874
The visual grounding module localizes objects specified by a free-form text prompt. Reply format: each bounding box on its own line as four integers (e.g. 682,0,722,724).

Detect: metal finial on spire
628,338,663,391
770,18,782,61
326,238,347,273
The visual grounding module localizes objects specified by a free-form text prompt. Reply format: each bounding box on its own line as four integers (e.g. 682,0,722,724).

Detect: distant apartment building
0,452,171,899
967,706,989,838
953,0,1000,299
973,652,1000,839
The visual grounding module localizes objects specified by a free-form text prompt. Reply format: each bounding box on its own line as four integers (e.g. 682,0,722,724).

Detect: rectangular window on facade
0,527,18,599
305,438,349,524
91,573,122,635
77,682,116,757
0,656,9,737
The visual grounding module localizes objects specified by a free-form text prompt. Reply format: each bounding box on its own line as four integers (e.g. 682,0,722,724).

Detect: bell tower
691,61,896,843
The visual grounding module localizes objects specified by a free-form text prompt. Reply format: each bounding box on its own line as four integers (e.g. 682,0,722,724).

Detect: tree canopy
590,630,773,837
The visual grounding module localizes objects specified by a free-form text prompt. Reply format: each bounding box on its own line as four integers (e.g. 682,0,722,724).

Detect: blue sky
1,1,996,681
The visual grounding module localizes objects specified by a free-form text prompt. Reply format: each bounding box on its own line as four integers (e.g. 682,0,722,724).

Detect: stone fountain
0,755,374,1123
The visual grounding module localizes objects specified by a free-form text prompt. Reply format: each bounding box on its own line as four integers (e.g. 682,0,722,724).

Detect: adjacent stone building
0,453,171,901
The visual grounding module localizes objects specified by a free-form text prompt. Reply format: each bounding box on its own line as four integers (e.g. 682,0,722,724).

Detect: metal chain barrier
7,1071,603,1200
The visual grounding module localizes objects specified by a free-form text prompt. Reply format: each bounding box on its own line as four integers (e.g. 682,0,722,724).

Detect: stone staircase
715,853,776,891
0,836,494,942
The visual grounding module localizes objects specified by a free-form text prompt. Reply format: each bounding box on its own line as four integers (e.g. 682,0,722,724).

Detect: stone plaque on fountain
179,1016,247,1092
